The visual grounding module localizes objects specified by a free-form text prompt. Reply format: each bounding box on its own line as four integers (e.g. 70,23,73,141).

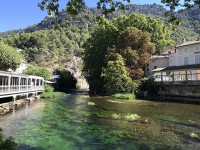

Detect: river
0,93,200,150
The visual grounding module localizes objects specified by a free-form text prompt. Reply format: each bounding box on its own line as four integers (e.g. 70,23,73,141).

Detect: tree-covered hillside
3,25,89,71
1,4,200,73
1,4,200,43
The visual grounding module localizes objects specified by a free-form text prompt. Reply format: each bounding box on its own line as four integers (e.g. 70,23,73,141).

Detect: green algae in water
4,95,198,150
124,114,141,121
111,113,121,120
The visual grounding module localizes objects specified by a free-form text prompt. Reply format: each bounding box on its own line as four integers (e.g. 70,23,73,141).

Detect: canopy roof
160,64,200,71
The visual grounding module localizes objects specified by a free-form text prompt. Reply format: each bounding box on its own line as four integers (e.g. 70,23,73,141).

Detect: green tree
114,14,173,53
0,41,21,71
83,14,170,94
23,66,52,80
83,19,118,93
54,68,77,92
102,53,134,95
161,0,200,24
38,0,130,15
116,27,155,79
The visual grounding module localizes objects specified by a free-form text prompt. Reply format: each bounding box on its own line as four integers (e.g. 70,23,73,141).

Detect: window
183,56,189,65
195,55,200,64
193,45,200,51
183,47,189,53
154,66,157,69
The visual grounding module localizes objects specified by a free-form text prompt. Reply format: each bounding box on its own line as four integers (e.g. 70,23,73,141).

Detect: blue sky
0,0,164,32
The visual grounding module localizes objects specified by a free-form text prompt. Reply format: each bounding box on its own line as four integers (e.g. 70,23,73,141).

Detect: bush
44,84,54,92
136,78,157,97
114,93,135,100
23,66,52,80
0,128,16,150
41,92,64,98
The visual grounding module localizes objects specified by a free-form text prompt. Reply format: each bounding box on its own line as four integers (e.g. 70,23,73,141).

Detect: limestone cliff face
60,56,89,90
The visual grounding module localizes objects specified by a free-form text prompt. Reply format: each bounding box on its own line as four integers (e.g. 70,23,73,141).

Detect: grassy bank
41,92,64,98
114,93,135,100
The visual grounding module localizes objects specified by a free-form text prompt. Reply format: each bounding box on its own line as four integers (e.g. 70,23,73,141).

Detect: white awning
45,80,55,84
152,68,165,72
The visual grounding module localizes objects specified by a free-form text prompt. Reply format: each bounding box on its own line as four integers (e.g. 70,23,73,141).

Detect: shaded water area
0,93,200,150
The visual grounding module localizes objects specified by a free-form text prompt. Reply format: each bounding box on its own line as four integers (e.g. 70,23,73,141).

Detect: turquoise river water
0,93,200,150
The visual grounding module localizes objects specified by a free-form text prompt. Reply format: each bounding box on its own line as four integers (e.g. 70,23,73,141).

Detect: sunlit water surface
0,93,200,150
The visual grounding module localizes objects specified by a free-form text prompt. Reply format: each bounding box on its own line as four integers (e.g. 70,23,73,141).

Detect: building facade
169,41,200,66
145,55,169,77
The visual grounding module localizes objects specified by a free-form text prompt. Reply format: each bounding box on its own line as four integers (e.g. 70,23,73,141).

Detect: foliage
54,67,77,92
136,78,157,97
0,41,21,71
124,114,141,121
102,53,134,94
0,128,16,150
114,93,135,100
23,66,52,80
114,14,173,53
4,26,89,68
162,0,200,25
44,83,54,92
38,0,199,24
84,15,164,94
41,92,64,98
38,0,130,16
172,27,200,44
116,27,155,79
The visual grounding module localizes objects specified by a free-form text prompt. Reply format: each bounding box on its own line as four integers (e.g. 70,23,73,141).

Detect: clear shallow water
0,93,200,150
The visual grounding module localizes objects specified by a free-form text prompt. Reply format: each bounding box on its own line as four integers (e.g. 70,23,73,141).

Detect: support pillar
13,95,16,102
19,77,21,92
8,76,11,92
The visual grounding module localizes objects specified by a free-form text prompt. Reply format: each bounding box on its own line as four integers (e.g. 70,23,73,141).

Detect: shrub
23,66,52,80
0,128,16,150
41,92,64,98
114,93,135,100
44,84,54,92
136,78,157,97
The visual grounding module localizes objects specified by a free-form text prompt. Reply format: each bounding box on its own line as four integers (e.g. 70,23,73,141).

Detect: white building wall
169,53,177,66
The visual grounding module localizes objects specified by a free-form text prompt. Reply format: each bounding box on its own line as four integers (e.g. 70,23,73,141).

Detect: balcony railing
0,85,44,95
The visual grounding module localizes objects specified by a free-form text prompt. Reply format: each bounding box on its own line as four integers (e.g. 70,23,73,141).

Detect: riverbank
0,95,40,115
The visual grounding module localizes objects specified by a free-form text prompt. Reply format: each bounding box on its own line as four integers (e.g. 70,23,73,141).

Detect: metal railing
153,73,200,83
0,85,44,95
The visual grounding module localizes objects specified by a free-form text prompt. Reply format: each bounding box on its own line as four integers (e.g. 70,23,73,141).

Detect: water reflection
0,94,200,149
